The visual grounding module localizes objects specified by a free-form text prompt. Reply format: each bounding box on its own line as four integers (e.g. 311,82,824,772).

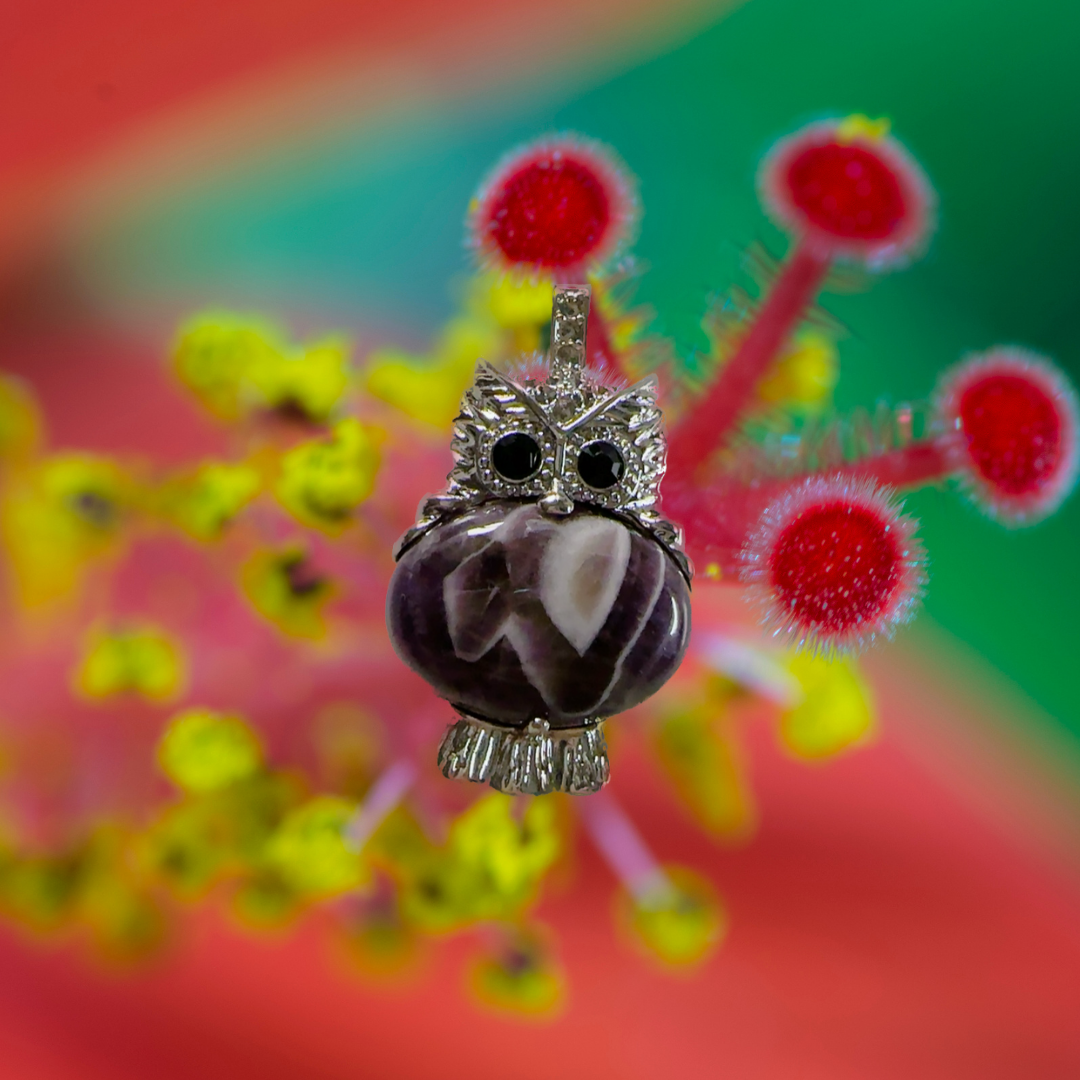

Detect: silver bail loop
549,284,590,394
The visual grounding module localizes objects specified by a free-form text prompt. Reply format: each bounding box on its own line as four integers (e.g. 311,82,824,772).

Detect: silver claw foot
437,714,610,796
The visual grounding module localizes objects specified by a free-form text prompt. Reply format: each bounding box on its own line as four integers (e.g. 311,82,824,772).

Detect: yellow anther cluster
174,314,352,422
340,890,419,978
173,313,284,419
0,374,40,462
241,547,334,639
469,929,565,1015
163,461,262,541
140,770,299,904
383,794,561,934
780,654,876,759
39,453,133,536
756,330,839,411
621,866,726,967
483,273,557,341
654,699,757,841
0,825,164,960
1,452,135,612
71,827,166,961
836,113,892,145
248,338,351,423
365,319,498,429
449,793,560,906
266,796,365,898
74,624,186,702
157,709,264,794
276,418,381,532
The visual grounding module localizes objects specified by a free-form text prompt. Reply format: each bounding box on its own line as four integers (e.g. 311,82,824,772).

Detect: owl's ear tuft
583,360,628,391
505,353,551,384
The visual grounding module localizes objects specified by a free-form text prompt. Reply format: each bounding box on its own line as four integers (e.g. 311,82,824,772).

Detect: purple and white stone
387,502,691,727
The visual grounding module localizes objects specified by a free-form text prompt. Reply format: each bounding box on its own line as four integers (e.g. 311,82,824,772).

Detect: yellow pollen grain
836,115,891,145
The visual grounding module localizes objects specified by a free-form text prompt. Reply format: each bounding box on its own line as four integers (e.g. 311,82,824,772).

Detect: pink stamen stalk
580,791,675,908
666,434,951,579
344,758,416,852
664,475,785,576
840,434,956,489
667,243,832,477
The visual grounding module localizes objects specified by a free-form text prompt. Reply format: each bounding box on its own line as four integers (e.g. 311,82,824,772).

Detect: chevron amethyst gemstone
387,502,691,727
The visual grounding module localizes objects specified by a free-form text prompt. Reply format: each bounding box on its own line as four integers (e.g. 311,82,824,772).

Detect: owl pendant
387,286,692,795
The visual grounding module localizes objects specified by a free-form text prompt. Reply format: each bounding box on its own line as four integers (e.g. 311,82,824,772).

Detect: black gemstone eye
577,441,624,489
492,432,543,481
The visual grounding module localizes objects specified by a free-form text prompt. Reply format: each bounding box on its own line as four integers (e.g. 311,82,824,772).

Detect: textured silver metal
549,285,589,392
394,285,692,584
437,714,610,795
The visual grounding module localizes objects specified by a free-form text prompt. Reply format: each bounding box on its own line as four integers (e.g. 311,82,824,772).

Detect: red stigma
759,120,934,267
487,158,610,269
936,349,1080,523
959,374,1062,495
469,136,636,274
770,502,901,636
785,142,905,242
741,477,924,651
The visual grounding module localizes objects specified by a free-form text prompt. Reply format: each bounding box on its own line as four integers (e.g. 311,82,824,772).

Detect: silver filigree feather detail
394,285,691,583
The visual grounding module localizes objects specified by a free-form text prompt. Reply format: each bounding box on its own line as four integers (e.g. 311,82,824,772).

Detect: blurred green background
89,0,1080,738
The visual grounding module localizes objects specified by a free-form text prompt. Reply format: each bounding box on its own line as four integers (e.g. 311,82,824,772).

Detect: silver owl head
395,286,690,582
452,288,666,518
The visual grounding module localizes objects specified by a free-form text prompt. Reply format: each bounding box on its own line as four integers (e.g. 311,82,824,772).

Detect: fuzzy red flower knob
741,477,926,652
759,116,935,268
935,348,1080,524
467,135,637,277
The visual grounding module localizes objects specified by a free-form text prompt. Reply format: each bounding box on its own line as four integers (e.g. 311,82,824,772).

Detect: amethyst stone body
387,501,691,727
